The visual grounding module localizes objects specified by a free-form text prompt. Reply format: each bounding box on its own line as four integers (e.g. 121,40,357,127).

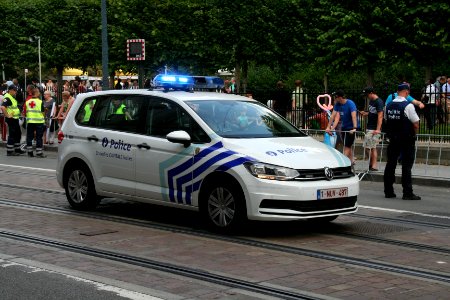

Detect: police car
56,78,358,231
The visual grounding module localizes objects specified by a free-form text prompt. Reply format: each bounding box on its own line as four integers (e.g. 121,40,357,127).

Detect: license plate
317,187,348,200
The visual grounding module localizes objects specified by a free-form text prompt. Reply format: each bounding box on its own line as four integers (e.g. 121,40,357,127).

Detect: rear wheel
64,164,99,210
200,179,247,233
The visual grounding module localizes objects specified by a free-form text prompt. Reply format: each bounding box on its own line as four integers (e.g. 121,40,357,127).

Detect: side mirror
166,130,191,148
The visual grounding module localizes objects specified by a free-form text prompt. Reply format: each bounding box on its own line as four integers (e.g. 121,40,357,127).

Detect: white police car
56,85,359,231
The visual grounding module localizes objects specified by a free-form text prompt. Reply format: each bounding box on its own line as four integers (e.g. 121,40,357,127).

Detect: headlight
244,162,299,181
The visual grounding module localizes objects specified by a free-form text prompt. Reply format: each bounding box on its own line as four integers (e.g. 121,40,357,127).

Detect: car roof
76,90,253,103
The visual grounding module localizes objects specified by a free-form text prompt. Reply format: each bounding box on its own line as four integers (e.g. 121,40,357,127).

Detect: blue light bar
153,74,194,91
161,76,176,82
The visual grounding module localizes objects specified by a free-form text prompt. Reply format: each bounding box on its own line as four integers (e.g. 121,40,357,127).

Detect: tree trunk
424,65,432,82
241,59,248,94
234,60,241,94
56,66,64,104
366,66,374,87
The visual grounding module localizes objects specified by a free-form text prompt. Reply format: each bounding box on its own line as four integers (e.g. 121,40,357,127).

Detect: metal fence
302,129,450,181
240,89,450,135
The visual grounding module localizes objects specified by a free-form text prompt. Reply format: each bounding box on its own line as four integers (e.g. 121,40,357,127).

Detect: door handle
137,143,151,150
87,135,99,142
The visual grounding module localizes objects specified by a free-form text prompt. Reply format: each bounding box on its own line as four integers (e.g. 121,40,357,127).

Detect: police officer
384,83,420,200
0,85,26,156
25,88,46,158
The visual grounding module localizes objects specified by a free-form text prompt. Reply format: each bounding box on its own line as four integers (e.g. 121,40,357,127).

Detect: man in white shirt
291,80,307,127
421,79,439,130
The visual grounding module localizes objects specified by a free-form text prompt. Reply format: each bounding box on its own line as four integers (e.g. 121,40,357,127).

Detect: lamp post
29,35,42,88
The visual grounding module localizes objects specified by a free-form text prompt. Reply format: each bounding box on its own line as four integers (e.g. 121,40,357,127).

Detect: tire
64,164,99,210
200,180,247,233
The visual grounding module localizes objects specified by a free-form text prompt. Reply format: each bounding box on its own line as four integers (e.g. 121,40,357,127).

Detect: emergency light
153,74,194,91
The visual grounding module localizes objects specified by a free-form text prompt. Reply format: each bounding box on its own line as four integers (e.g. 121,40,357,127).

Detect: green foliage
0,0,448,90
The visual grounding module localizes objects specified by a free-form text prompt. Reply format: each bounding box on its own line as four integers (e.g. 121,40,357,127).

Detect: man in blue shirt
385,87,425,109
326,90,359,163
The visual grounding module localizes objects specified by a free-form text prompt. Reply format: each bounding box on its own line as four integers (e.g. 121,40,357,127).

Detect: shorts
363,130,381,149
342,130,356,148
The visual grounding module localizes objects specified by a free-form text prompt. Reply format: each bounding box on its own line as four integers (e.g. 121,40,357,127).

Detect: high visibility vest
25,98,45,124
113,103,126,114
4,93,20,119
83,100,96,122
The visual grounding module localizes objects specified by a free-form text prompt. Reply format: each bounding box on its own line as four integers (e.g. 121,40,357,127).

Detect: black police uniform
383,98,419,199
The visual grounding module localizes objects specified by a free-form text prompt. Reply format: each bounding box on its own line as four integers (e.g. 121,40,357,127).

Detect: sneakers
35,153,47,158
6,152,20,156
402,194,421,200
385,193,397,198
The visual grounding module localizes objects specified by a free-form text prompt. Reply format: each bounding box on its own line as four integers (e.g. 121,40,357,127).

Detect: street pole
38,37,42,89
101,0,109,90
24,69,28,92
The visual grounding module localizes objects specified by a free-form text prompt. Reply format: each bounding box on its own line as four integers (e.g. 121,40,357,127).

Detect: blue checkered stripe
161,141,254,205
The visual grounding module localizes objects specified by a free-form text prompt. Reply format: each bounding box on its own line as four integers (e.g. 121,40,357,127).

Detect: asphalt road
0,152,448,299
0,259,158,300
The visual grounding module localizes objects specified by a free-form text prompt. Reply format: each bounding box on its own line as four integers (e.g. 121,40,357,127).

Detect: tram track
0,229,320,300
1,197,450,286
1,180,450,230
0,168,57,179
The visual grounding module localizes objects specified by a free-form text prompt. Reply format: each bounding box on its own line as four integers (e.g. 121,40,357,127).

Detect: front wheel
64,164,99,210
200,180,247,233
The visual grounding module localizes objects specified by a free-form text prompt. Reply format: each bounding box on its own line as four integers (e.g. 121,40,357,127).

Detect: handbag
323,132,337,148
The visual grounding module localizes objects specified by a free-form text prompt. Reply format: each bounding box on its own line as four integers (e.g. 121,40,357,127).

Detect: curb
361,172,450,188
0,141,58,153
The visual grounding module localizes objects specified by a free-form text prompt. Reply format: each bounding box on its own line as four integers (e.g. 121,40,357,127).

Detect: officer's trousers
26,123,45,156
5,117,22,154
384,137,415,196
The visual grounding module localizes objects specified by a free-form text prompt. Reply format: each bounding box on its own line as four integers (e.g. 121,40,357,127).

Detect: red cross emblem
29,101,36,108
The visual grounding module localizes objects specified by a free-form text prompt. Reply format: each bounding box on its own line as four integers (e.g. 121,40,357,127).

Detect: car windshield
186,100,306,138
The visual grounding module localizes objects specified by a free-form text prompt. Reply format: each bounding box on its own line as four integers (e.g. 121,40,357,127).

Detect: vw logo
266,151,278,156
102,137,109,147
324,167,334,180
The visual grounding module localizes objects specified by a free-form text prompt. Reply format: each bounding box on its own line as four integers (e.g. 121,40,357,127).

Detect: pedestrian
25,88,46,158
291,79,308,127
56,91,75,128
115,78,123,90
421,79,439,130
272,81,291,118
0,85,26,156
385,87,425,109
384,83,420,200
43,90,57,144
326,90,359,163
360,87,384,171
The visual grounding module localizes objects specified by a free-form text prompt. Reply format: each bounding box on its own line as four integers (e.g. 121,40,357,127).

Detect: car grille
294,166,354,181
260,196,357,213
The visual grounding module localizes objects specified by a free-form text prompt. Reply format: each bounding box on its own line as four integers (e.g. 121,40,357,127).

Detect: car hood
222,136,350,169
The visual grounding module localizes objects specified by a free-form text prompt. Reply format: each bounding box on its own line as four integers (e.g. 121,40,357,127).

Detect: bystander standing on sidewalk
360,87,384,171
0,85,26,156
384,83,420,200
421,79,439,130
326,90,359,163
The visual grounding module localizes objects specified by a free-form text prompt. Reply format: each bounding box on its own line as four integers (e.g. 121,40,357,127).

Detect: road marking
359,205,450,220
0,163,55,173
0,259,162,300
